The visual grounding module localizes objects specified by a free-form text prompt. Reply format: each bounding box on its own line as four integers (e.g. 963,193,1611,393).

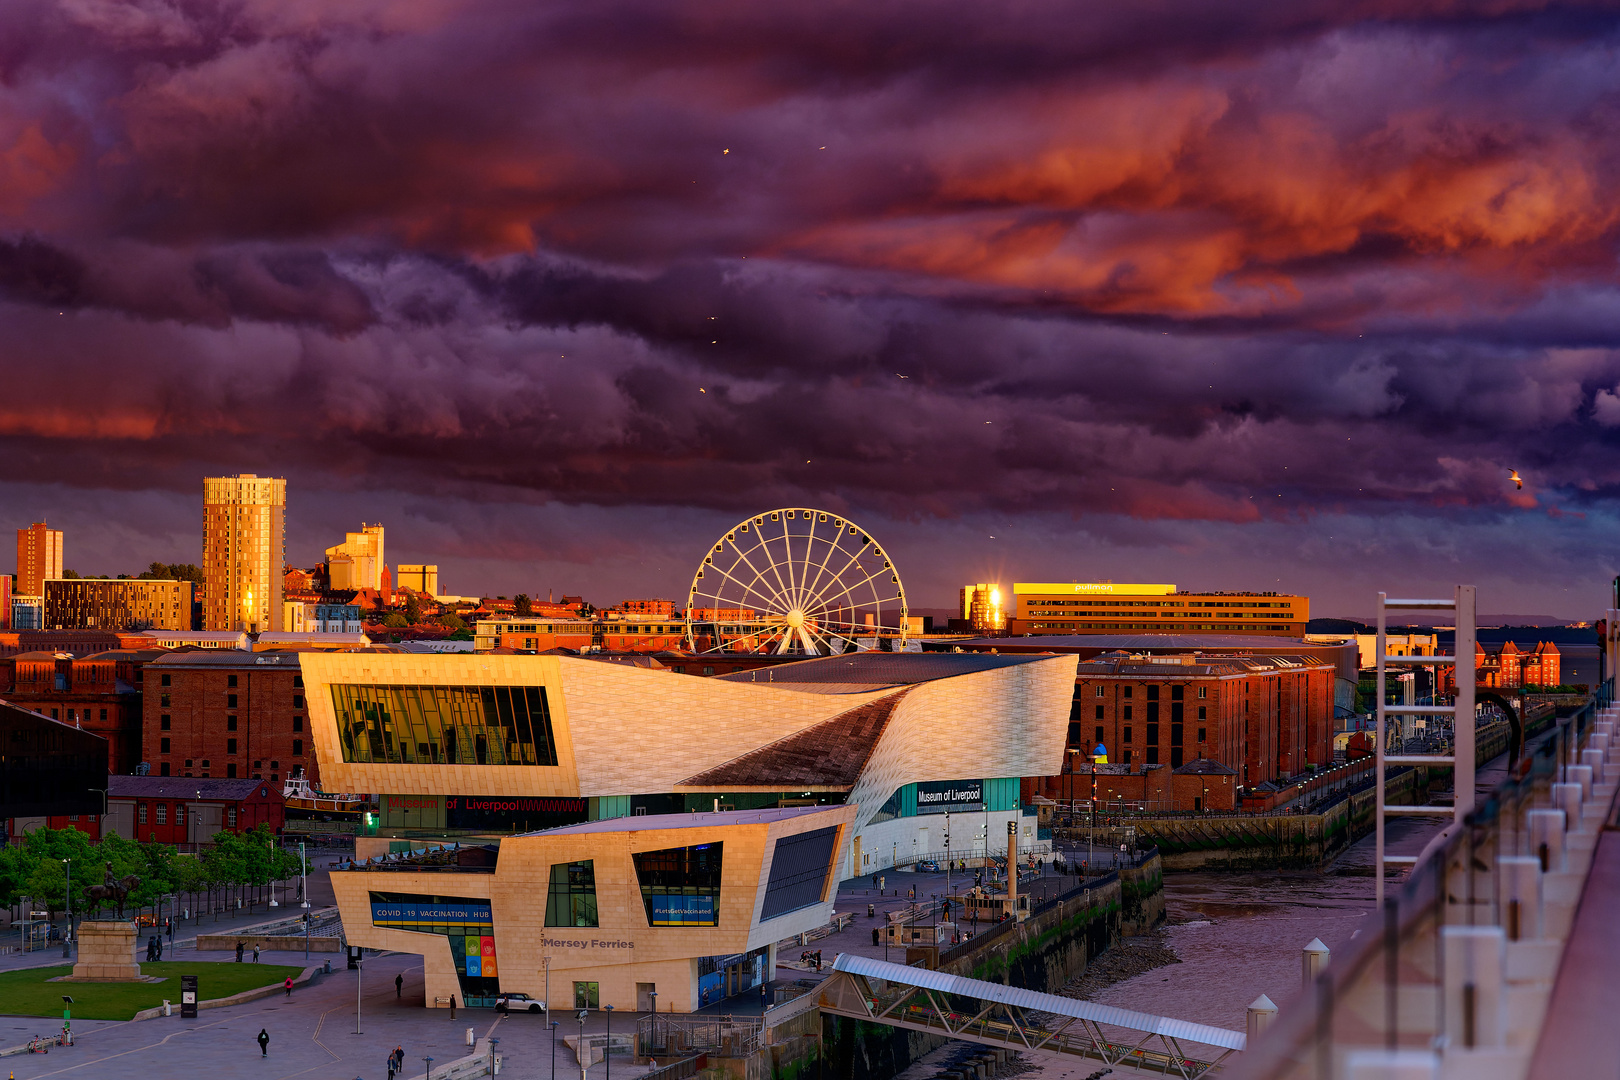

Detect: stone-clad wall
332,805,857,1013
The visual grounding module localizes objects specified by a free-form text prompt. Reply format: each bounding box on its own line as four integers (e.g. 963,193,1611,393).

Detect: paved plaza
2,949,656,1080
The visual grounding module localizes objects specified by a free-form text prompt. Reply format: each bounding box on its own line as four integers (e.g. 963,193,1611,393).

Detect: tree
404,594,422,624
20,827,96,917
141,562,204,585
514,594,532,615
440,613,468,631
382,611,409,628
0,844,37,909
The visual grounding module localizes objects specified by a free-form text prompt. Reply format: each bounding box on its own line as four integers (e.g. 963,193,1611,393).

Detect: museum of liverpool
303,650,1078,1011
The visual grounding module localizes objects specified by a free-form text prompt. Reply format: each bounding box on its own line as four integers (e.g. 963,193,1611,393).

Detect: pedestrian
449,994,456,1019
253,943,261,963
387,1055,396,1080
283,976,293,999
396,973,404,999
394,1046,404,1074
155,937,163,961
257,1029,269,1057
166,918,174,941
236,941,244,963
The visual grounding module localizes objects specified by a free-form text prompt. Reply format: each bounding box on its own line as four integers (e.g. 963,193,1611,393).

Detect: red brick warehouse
143,650,316,785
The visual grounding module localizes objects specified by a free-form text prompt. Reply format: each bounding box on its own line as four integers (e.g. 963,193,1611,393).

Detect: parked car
917,860,940,872
495,992,545,1014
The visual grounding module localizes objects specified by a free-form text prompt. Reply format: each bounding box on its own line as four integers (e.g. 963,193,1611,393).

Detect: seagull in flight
1509,469,1522,489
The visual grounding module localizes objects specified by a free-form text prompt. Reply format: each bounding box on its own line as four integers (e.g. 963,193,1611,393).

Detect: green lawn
0,961,306,1021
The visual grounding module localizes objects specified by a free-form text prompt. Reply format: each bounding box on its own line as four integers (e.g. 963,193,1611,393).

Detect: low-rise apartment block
44,578,193,631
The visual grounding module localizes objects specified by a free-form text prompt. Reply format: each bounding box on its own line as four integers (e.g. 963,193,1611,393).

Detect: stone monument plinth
62,920,143,981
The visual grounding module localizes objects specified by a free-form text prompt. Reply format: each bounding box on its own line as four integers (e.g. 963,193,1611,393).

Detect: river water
995,745,1527,1079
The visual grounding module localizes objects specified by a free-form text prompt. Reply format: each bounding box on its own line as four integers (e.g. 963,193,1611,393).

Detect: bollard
1552,782,1582,829
1302,938,1330,989
1345,1049,1440,1079
1246,994,1277,1042
1442,926,1506,1049
1568,765,1594,803
1498,856,1543,941
1582,748,1606,785
466,1027,475,1048
1526,809,1567,873
163,1000,171,1017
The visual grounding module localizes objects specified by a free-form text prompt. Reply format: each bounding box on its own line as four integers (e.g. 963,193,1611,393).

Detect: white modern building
299,651,1078,880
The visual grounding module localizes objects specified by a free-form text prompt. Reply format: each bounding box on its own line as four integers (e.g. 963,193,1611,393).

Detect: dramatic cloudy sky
5,0,1620,619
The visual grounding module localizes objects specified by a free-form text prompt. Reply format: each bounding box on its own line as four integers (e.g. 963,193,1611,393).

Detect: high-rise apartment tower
16,521,63,596
203,475,286,633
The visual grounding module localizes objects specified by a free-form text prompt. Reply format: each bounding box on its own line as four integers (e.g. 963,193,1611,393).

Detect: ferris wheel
685,509,908,655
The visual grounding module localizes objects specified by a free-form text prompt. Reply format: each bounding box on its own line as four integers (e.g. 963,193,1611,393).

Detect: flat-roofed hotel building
1008,583,1308,638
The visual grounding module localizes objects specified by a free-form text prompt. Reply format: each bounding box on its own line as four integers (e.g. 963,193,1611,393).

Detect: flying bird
699,388,707,393
896,373,909,379
1510,469,1522,489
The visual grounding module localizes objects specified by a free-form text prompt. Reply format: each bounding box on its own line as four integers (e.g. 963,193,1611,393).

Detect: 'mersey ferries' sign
539,935,634,949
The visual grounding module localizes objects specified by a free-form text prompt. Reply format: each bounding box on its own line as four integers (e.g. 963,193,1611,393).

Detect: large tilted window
331,684,558,766
633,843,723,926
545,861,599,927
760,827,838,920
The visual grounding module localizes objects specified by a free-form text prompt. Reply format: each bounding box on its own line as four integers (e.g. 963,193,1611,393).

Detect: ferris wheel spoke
696,560,791,615
758,521,800,613
806,542,867,613
786,512,819,610
722,542,796,613
725,536,794,614
808,585,904,616
806,568,895,616
798,523,846,611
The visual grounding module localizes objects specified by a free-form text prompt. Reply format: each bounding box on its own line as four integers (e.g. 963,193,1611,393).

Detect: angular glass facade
633,843,723,926
760,827,838,920
369,891,501,1006
331,684,558,766
545,860,599,927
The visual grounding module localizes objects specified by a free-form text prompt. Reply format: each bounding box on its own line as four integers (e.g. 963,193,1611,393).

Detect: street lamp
541,955,550,1028
353,952,363,1034
423,1056,433,1080
576,1010,588,1080
549,1020,558,1080
61,859,71,959
604,1004,614,1080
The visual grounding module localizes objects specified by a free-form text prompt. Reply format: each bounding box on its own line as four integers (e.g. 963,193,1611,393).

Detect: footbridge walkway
811,953,1246,1078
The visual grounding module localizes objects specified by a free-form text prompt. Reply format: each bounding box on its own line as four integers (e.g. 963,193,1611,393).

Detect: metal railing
1227,695,1602,1079
636,1015,760,1060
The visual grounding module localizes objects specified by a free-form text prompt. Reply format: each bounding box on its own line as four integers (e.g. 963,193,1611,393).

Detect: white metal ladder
1374,586,1477,905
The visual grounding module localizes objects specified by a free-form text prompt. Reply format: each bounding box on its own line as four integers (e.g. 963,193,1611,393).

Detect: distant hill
1325,614,1581,629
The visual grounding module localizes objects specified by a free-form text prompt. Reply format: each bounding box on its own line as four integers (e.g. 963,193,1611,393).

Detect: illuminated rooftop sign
1014,583,1177,596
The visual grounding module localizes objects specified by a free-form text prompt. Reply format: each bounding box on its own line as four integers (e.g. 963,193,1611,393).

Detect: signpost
180,974,198,1018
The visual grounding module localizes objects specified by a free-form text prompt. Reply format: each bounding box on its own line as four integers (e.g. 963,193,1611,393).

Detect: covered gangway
814,953,1246,1078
